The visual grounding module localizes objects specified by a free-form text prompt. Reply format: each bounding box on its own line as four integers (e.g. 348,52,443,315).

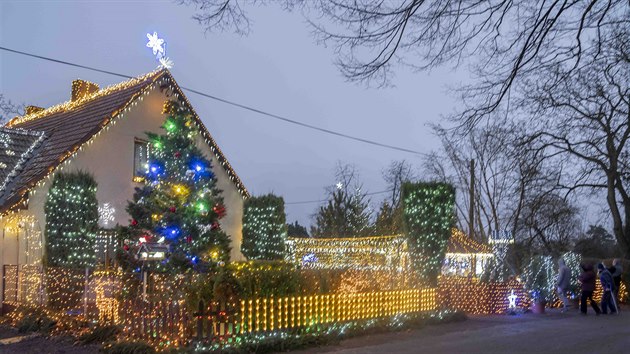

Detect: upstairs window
133,139,149,182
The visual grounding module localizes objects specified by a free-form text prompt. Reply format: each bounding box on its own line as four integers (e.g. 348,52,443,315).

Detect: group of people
556,258,623,315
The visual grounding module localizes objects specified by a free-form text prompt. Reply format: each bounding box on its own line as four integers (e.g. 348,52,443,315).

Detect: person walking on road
598,263,618,314
556,258,571,312
578,263,601,315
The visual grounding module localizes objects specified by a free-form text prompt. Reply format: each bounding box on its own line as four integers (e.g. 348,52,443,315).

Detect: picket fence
105,288,438,344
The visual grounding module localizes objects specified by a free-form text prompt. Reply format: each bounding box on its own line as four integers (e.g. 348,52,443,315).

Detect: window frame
132,138,150,183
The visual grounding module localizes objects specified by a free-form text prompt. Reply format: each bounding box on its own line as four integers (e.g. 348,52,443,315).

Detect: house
0,69,249,306
441,228,494,277
286,228,494,276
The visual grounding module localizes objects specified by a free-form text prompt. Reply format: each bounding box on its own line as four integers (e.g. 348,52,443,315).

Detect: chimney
25,105,44,115
71,79,99,102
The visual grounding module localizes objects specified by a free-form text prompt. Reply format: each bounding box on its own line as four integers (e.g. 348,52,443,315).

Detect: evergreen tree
374,200,403,235
287,221,309,238
124,100,230,271
311,187,372,238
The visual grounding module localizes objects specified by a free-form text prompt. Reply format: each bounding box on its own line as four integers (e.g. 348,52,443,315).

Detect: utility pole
469,159,475,241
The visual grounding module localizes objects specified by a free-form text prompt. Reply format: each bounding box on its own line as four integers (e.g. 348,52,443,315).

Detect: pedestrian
578,263,601,315
610,259,623,301
598,263,617,314
556,258,571,312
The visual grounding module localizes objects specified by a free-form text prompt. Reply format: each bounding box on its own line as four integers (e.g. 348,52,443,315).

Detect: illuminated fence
94,288,437,345
117,299,190,345
2,265,44,306
237,288,436,333
439,277,529,314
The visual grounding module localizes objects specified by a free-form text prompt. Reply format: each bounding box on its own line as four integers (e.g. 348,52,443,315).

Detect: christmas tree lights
241,194,287,260
124,99,230,271
401,182,455,286
45,171,99,268
285,235,408,271
561,251,582,298
523,255,555,303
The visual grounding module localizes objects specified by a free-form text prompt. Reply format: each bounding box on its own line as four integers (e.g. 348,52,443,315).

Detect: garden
1,98,627,354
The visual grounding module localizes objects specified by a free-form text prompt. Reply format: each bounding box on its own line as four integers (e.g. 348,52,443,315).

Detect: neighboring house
0,69,249,306
286,228,494,276
442,229,494,277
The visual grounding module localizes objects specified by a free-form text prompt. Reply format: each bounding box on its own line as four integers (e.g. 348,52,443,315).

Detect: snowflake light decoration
146,31,174,69
98,203,116,227
146,32,165,56
336,182,343,190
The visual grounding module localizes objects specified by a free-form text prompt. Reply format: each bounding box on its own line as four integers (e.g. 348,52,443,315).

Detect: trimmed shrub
101,341,155,354
45,171,98,268
241,194,287,260
230,261,302,298
402,182,455,286
78,325,120,345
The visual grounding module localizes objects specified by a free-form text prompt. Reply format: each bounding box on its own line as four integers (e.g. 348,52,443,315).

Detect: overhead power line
285,188,393,205
0,46,427,156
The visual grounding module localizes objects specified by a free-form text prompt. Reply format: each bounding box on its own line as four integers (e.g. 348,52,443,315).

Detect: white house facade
0,70,248,307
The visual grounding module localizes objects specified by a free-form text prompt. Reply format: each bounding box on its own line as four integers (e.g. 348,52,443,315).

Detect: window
133,139,149,182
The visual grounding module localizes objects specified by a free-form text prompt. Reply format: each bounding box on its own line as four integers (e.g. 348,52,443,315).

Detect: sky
0,0,465,228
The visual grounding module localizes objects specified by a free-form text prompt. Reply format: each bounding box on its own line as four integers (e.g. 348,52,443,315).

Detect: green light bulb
165,120,177,132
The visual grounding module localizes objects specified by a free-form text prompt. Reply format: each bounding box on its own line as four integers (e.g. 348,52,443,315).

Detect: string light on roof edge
146,31,173,69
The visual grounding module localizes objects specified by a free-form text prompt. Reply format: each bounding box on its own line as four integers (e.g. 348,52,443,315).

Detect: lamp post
136,242,169,301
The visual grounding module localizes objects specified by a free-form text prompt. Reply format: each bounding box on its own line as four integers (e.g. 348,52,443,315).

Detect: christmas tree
124,100,230,271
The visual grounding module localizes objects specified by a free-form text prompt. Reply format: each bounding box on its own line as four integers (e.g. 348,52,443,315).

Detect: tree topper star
146,32,165,56
159,56,174,69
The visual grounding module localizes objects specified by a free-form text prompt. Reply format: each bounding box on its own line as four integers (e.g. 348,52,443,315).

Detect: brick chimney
25,105,44,115
71,79,99,102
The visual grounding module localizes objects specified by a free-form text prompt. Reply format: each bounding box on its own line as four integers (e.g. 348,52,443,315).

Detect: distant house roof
447,228,493,254
0,69,248,214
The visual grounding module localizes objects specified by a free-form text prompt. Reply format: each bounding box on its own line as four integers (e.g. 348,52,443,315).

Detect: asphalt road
2,308,628,354
291,308,630,354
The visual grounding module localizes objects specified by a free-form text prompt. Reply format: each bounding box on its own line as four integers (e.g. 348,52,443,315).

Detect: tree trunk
607,174,630,257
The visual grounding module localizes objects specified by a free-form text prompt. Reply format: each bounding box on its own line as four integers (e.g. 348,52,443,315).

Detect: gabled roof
0,128,46,197
447,228,493,254
1,69,248,214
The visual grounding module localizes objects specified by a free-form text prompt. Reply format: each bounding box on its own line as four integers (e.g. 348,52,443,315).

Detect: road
290,308,630,354
2,308,628,353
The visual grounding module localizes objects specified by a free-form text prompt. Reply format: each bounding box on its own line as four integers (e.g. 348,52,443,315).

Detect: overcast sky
0,0,466,228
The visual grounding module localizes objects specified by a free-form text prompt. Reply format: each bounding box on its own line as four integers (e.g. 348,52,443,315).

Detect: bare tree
522,27,630,256
427,123,521,241
425,120,575,249
382,160,417,207
179,0,629,126
177,0,253,35
373,160,418,235
517,193,580,256
0,94,24,125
